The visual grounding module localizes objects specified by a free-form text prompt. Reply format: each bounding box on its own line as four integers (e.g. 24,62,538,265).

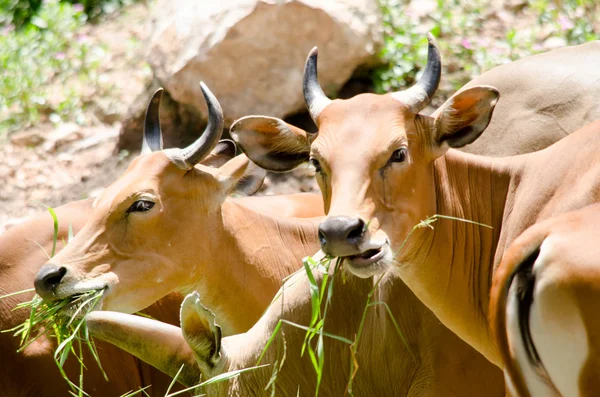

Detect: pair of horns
141,82,225,170
303,33,442,124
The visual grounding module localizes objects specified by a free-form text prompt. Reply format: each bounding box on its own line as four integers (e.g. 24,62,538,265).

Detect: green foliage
0,0,133,28
0,0,103,134
0,0,43,28
532,0,599,44
373,0,428,93
373,0,600,95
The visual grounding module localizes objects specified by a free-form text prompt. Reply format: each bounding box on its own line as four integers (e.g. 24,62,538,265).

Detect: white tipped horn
303,47,332,126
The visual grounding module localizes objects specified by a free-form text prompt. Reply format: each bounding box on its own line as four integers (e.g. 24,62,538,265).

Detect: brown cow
230,35,600,374
31,84,322,335
0,194,324,396
32,83,504,396
491,203,600,397
1,104,324,396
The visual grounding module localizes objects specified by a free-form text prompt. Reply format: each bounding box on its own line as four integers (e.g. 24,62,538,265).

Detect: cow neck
395,149,517,366
184,198,320,335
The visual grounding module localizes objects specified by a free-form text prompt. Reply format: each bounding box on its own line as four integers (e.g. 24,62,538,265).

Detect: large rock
147,0,382,124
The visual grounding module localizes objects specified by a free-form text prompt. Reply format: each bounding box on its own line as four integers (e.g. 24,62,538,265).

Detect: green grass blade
164,364,186,397
165,365,270,397
119,385,152,397
279,320,352,344
257,320,282,365
46,206,59,258
0,288,35,300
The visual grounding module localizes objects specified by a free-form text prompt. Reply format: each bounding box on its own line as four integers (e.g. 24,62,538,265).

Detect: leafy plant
0,0,104,135
373,0,600,97
372,0,428,93
0,0,136,28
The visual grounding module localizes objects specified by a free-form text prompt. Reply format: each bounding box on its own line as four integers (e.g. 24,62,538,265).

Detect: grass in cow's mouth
0,205,107,397
3,288,106,396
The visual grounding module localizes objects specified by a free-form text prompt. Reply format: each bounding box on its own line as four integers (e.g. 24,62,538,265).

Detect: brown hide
214,268,505,397
0,193,323,396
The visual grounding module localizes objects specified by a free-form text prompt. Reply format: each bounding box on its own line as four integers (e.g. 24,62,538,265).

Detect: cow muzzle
318,216,366,257
319,216,392,278
34,263,67,300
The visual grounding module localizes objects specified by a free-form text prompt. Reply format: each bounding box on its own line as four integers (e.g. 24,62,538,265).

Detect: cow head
34,83,266,313
232,35,499,278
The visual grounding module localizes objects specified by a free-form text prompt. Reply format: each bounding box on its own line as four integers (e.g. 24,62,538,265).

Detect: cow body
1,170,323,394
88,266,506,397
453,40,600,157
230,36,600,382
387,120,600,365
200,267,504,396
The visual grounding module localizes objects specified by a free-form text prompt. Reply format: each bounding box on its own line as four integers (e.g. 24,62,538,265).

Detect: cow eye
309,158,322,173
389,148,408,164
126,200,155,214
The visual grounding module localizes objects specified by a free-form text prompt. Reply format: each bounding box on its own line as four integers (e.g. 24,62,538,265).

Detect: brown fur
87,266,505,397
438,40,600,157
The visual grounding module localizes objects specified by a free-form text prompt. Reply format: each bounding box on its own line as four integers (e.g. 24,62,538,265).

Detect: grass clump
3,289,106,396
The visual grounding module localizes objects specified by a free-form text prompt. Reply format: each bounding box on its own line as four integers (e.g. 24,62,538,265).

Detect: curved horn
303,47,332,126
141,88,164,154
86,311,201,387
392,33,442,113
169,82,224,170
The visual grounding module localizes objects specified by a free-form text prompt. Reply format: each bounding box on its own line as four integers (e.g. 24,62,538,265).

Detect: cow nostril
346,219,365,242
35,264,69,299
43,266,67,288
318,229,327,247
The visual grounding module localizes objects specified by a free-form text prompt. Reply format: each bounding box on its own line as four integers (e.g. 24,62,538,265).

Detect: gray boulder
147,0,383,124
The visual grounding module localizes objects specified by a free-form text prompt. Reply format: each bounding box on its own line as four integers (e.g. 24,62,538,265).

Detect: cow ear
229,161,267,196
230,116,311,172
214,154,267,196
181,292,223,374
432,86,499,156
200,139,237,168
